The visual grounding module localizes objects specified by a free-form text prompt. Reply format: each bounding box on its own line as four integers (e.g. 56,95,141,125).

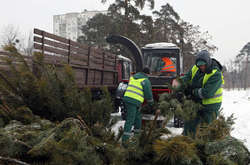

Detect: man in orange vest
161,57,176,73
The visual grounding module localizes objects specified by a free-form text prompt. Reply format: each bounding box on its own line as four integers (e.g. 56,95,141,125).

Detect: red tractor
107,35,183,127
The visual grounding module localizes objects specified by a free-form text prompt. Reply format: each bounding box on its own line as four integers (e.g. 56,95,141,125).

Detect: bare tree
22,31,34,55
0,25,33,55
0,24,21,47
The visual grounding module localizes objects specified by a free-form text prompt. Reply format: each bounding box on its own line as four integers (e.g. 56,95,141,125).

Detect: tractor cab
142,43,182,88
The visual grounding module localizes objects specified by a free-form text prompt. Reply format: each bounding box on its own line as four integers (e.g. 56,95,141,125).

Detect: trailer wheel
174,116,184,128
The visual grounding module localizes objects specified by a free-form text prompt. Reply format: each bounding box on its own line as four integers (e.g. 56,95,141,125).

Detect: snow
222,89,250,150
112,120,125,136
143,42,178,49
112,89,250,150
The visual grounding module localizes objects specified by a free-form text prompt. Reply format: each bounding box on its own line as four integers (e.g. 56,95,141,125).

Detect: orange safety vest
161,57,176,72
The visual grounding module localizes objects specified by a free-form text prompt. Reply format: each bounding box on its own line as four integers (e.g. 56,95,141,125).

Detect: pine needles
0,46,249,165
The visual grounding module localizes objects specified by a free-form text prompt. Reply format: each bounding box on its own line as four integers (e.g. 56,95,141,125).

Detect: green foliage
206,154,237,165
156,91,202,122
28,118,103,165
153,3,182,44
0,118,55,161
204,136,250,165
0,46,113,130
195,114,236,141
0,45,249,165
80,87,113,128
0,106,11,127
10,106,36,124
0,130,29,158
82,2,217,72
153,136,202,165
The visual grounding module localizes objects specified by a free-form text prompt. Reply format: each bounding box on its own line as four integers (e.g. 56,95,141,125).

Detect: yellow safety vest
124,77,145,103
190,65,224,105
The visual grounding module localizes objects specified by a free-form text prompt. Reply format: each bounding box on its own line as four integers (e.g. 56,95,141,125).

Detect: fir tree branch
14,139,32,150
146,109,160,142
0,156,30,165
0,71,19,95
77,115,92,136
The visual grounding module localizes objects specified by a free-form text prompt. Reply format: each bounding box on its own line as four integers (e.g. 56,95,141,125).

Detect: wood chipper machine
107,35,183,127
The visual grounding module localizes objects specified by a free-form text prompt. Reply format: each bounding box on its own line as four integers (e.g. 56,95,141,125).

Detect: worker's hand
156,109,161,115
172,79,180,88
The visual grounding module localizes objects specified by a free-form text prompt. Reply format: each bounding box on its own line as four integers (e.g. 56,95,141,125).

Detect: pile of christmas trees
0,45,249,165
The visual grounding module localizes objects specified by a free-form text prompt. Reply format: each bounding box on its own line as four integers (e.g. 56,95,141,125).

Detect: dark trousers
183,103,221,137
122,102,142,143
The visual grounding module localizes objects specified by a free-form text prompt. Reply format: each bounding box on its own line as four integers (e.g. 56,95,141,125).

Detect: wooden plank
34,28,43,35
90,48,103,57
104,60,115,66
90,54,103,60
104,65,116,70
104,57,115,63
70,53,88,62
90,58,103,64
93,71,102,85
34,29,91,54
34,36,69,50
34,28,69,44
87,70,95,84
70,46,89,55
70,59,88,66
70,40,89,50
34,43,69,57
104,52,116,59
70,64,118,73
90,53,103,59
0,60,33,66
43,54,68,64
103,72,116,84
0,51,34,60
74,69,86,86
89,61,103,67
89,64,103,70
34,36,89,58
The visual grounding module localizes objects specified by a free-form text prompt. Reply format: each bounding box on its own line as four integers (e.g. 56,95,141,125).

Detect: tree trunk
244,56,249,90
124,0,129,36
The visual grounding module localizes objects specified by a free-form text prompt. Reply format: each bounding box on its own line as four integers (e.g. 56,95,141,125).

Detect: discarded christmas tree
0,45,249,165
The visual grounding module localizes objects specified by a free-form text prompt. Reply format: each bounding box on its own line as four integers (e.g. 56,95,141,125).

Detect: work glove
176,91,184,101
184,87,193,96
190,88,203,103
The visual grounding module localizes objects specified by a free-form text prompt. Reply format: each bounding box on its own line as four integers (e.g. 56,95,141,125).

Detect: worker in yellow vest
172,50,224,137
122,68,154,145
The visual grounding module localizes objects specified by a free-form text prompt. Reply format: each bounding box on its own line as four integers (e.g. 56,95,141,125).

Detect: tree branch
0,156,30,165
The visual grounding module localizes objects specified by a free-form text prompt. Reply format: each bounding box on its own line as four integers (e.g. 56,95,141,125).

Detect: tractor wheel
174,116,184,128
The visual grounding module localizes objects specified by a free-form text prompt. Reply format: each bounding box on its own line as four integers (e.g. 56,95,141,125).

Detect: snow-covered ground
222,89,250,150
112,89,250,150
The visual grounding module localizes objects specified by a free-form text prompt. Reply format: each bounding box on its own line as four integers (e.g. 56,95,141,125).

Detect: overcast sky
1,0,250,65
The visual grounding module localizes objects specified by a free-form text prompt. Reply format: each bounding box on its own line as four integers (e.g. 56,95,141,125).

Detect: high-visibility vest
190,65,224,105
124,77,145,103
161,57,176,72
